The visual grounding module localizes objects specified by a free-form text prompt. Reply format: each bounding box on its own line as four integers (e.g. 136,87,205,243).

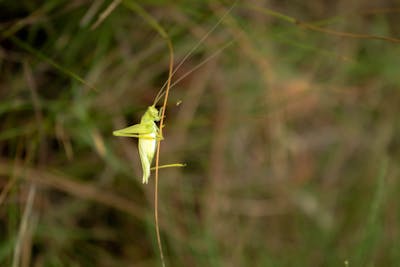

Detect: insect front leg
158,107,164,120
155,125,164,141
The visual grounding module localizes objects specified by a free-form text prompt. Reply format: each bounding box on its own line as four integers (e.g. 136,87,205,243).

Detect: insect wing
138,124,158,183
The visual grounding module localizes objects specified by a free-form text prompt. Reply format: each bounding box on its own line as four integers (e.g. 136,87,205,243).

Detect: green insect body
113,105,162,183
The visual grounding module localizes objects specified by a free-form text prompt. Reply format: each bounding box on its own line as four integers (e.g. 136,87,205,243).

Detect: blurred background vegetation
1,0,400,266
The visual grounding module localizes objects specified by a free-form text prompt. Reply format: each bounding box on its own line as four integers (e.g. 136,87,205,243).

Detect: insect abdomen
138,129,157,183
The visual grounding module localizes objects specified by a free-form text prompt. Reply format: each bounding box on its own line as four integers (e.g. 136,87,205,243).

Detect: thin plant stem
245,3,400,44
12,184,36,267
154,37,174,267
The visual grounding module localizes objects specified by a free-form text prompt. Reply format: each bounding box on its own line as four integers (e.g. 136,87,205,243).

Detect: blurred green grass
1,0,400,266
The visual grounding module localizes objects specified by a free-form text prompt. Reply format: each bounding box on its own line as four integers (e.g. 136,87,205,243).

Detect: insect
112,3,235,184
113,104,163,184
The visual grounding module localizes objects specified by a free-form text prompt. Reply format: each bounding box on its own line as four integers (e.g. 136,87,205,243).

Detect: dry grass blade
12,184,36,267
91,0,122,30
246,3,400,44
0,160,146,219
0,175,16,208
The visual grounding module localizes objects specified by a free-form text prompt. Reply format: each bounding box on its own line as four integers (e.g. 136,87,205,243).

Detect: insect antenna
152,1,237,106
153,40,234,105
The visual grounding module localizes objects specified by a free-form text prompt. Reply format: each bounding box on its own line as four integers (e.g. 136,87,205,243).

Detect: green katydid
112,36,232,184
113,104,163,184
112,28,234,185
112,3,236,188
113,90,186,184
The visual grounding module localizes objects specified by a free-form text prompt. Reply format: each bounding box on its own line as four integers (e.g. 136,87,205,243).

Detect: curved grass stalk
121,3,173,266
154,39,173,267
245,3,400,44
